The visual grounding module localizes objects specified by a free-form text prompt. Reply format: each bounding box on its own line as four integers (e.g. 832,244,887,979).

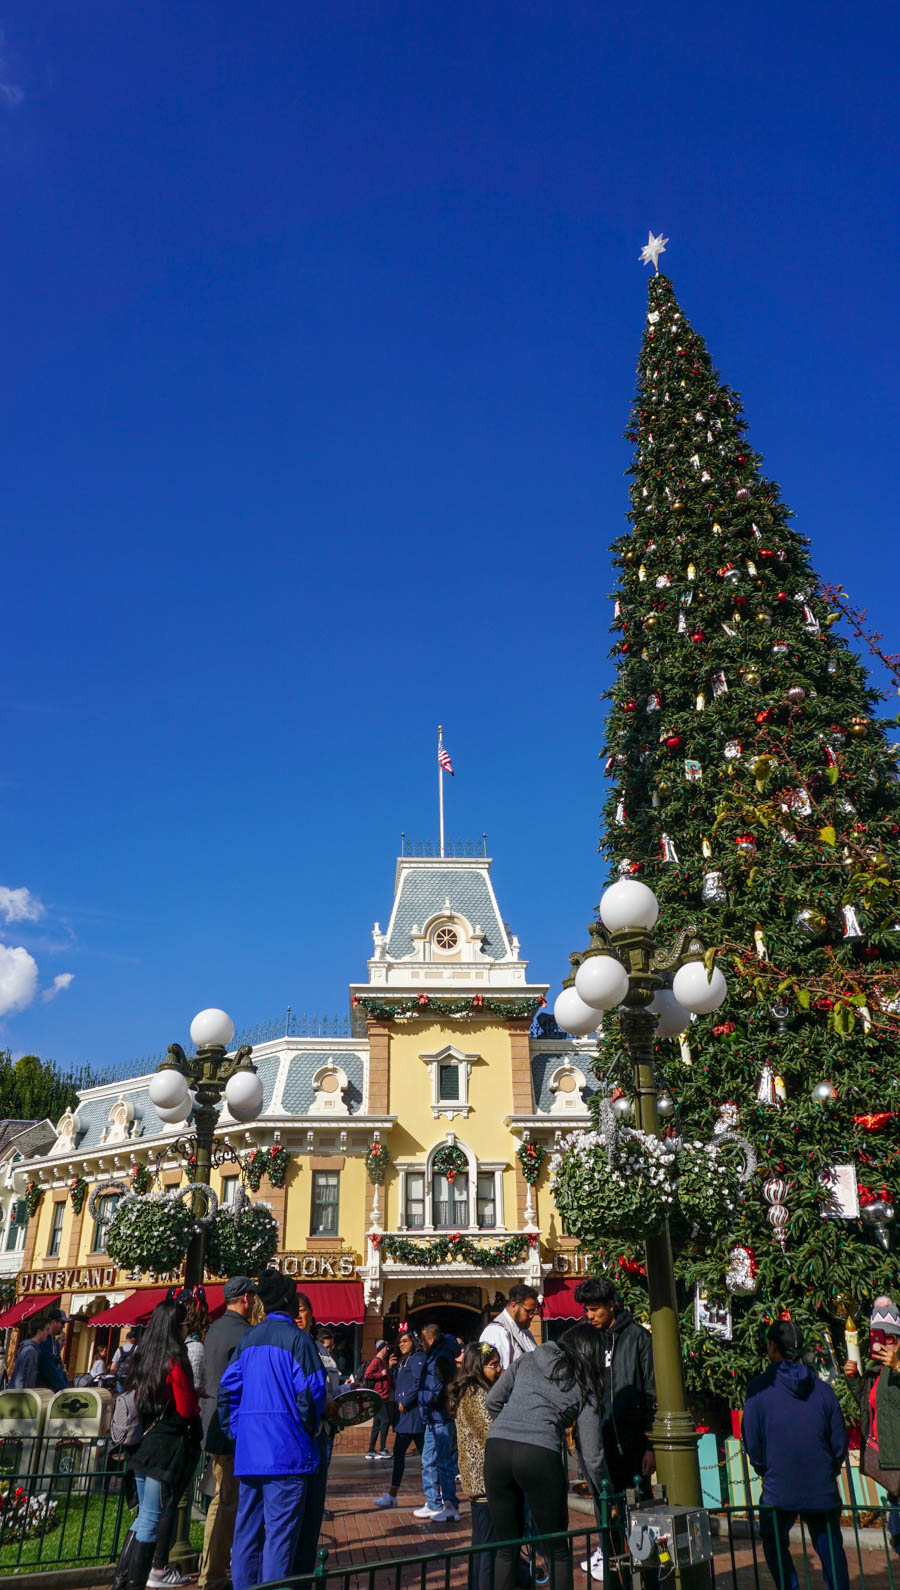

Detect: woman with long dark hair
447,1342,503,1590
373,1328,426,1511
111,1298,202,1590
485,1321,607,1590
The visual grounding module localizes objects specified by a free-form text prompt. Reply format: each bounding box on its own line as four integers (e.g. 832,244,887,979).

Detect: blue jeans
886,1490,900,1547
133,1474,164,1544
231,1474,308,1590
759,1506,849,1590
423,1419,459,1512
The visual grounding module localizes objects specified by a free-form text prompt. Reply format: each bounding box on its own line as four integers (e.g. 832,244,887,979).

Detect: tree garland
354,993,546,1023
431,1144,469,1182
242,1145,289,1192
69,1176,88,1214
131,1163,152,1196
517,1141,546,1185
24,1181,43,1219
382,1232,533,1268
365,1141,390,1185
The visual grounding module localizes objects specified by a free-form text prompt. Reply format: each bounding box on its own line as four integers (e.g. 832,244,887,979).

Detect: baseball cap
375,1338,388,1350
224,1276,258,1302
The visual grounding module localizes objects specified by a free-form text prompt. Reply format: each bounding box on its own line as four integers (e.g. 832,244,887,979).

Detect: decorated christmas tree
560,240,900,1418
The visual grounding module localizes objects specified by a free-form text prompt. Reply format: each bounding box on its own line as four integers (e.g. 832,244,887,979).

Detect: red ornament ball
691,630,706,644
755,708,772,725
665,733,684,753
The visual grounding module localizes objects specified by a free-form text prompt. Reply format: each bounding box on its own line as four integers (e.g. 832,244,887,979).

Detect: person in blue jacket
413,1321,460,1522
373,1328,427,1510
218,1270,330,1590
742,1320,850,1590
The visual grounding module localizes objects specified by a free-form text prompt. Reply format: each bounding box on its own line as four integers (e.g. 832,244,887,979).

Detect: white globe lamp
190,1008,235,1049
148,1069,191,1111
225,1069,264,1122
553,986,603,1037
598,879,659,935
575,954,629,1011
648,988,691,1038
154,1092,194,1124
672,960,728,1015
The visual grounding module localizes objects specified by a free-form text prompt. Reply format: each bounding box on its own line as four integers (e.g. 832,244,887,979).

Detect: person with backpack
373,1328,426,1510
109,1296,202,1590
9,1318,53,1390
363,1339,393,1460
743,1319,850,1590
197,1277,256,1590
414,1321,460,1523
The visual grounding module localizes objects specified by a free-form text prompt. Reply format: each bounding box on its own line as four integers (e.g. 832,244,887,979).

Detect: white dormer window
547,1063,589,1116
309,1064,350,1117
419,1043,479,1119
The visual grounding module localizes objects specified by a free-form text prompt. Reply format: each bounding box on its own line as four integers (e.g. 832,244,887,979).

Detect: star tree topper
640,230,669,273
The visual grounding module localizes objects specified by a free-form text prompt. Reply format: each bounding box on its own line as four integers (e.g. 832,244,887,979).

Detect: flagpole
438,724,445,857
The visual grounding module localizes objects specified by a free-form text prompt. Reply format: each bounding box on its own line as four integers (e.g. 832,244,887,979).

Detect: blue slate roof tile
387,866,508,961
530,1052,595,1114
280,1052,365,1115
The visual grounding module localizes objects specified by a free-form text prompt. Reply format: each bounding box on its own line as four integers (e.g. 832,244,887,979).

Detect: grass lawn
0,1484,204,1573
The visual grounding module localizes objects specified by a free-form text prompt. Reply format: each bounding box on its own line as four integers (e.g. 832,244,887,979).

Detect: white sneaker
432,1505,461,1522
373,1492,397,1509
365,1451,377,1461
580,1548,604,1581
375,1450,392,1460
147,1571,190,1589
413,1503,443,1519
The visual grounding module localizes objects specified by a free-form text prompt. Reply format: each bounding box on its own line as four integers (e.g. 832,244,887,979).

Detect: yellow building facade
7,843,596,1371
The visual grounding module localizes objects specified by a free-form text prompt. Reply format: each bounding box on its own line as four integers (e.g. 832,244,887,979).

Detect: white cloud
0,943,39,1017
42,972,74,1003
0,887,44,924
0,82,22,106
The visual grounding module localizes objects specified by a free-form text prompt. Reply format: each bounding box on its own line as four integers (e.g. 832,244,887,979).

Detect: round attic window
433,925,460,952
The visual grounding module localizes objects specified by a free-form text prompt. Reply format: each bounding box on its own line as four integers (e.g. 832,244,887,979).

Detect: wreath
24,1181,44,1219
69,1176,88,1215
106,1193,194,1274
131,1164,153,1196
517,1141,546,1186
365,1141,391,1186
206,1199,279,1275
431,1144,469,1183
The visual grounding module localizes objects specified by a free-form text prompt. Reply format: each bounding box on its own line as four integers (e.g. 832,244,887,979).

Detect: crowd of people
11,1272,898,1590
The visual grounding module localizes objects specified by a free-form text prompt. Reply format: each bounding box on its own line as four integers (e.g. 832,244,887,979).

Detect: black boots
112,1530,136,1590
126,1538,157,1590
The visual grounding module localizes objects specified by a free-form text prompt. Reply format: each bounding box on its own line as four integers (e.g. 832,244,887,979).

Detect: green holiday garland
243,1145,290,1192
69,1176,88,1214
431,1144,469,1181
382,1232,533,1268
517,1141,546,1185
354,993,545,1022
24,1181,43,1218
131,1164,152,1196
365,1141,391,1185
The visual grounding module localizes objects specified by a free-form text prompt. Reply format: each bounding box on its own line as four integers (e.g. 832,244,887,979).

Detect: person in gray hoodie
485,1322,606,1590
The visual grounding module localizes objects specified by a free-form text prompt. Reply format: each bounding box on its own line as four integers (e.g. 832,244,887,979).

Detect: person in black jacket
414,1322,460,1522
197,1277,256,1590
111,1298,202,1590
373,1329,426,1510
574,1277,657,1586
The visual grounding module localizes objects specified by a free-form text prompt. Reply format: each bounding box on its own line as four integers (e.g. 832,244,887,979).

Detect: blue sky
3,1,898,1070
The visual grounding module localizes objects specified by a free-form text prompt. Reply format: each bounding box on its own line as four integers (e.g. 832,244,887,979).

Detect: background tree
0,1050,106,1124
571,269,900,1417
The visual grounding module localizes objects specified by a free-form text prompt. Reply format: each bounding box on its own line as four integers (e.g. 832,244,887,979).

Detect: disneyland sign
19,1265,118,1295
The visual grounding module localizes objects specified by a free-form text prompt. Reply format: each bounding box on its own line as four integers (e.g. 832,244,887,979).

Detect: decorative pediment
54,1108,82,1155
308,1064,351,1117
103,1096,141,1145
419,1043,480,1120
547,1063,588,1116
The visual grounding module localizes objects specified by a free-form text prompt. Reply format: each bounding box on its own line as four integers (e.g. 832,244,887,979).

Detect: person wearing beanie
218,1271,332,1590
844,1295,900,1557
743,1320,849,1590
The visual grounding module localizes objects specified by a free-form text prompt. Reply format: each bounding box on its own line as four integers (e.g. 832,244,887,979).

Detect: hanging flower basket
365,1141,391,1186
432,1144,469,1184
130,1164,152,1196
517,1141,546,1186
206,1201,279,1276
106,1193,194,1274
24,1181,43,1219
675,1140,744,1233
69,1176,88,1215
551,1127,677,1243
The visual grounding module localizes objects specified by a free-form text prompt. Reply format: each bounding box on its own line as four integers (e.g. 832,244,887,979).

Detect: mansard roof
385,857,510,962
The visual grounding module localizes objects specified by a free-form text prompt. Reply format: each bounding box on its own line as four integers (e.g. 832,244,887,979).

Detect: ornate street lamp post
148,1008,264,1288
555,879,727,1509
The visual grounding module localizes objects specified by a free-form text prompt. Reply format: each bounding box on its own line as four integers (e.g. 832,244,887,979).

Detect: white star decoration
640,231,669,273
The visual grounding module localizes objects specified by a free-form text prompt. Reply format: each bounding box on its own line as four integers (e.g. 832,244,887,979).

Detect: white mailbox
0,1387,55,1478
45,1386,113,1493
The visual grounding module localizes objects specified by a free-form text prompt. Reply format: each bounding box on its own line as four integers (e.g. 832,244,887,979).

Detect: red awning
301,1282,364,1326
541,1278,583,1320
0,1293,61,1330
87,1287,171,1327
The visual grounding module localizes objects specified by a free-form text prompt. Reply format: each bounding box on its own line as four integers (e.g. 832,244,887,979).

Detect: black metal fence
0,1435,130,1573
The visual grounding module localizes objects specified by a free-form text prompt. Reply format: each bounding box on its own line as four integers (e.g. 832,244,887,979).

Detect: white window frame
418,1043,479,1120
394,1149,507,1233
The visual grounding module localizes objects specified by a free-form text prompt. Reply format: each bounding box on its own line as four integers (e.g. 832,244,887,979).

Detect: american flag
438,737,454,776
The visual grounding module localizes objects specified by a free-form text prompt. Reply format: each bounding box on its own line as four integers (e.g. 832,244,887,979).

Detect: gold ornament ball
744,668,761,686
850,715,869,737
656,780,672,799
624,550,635,563
644,613,659,629
756,610,772,625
